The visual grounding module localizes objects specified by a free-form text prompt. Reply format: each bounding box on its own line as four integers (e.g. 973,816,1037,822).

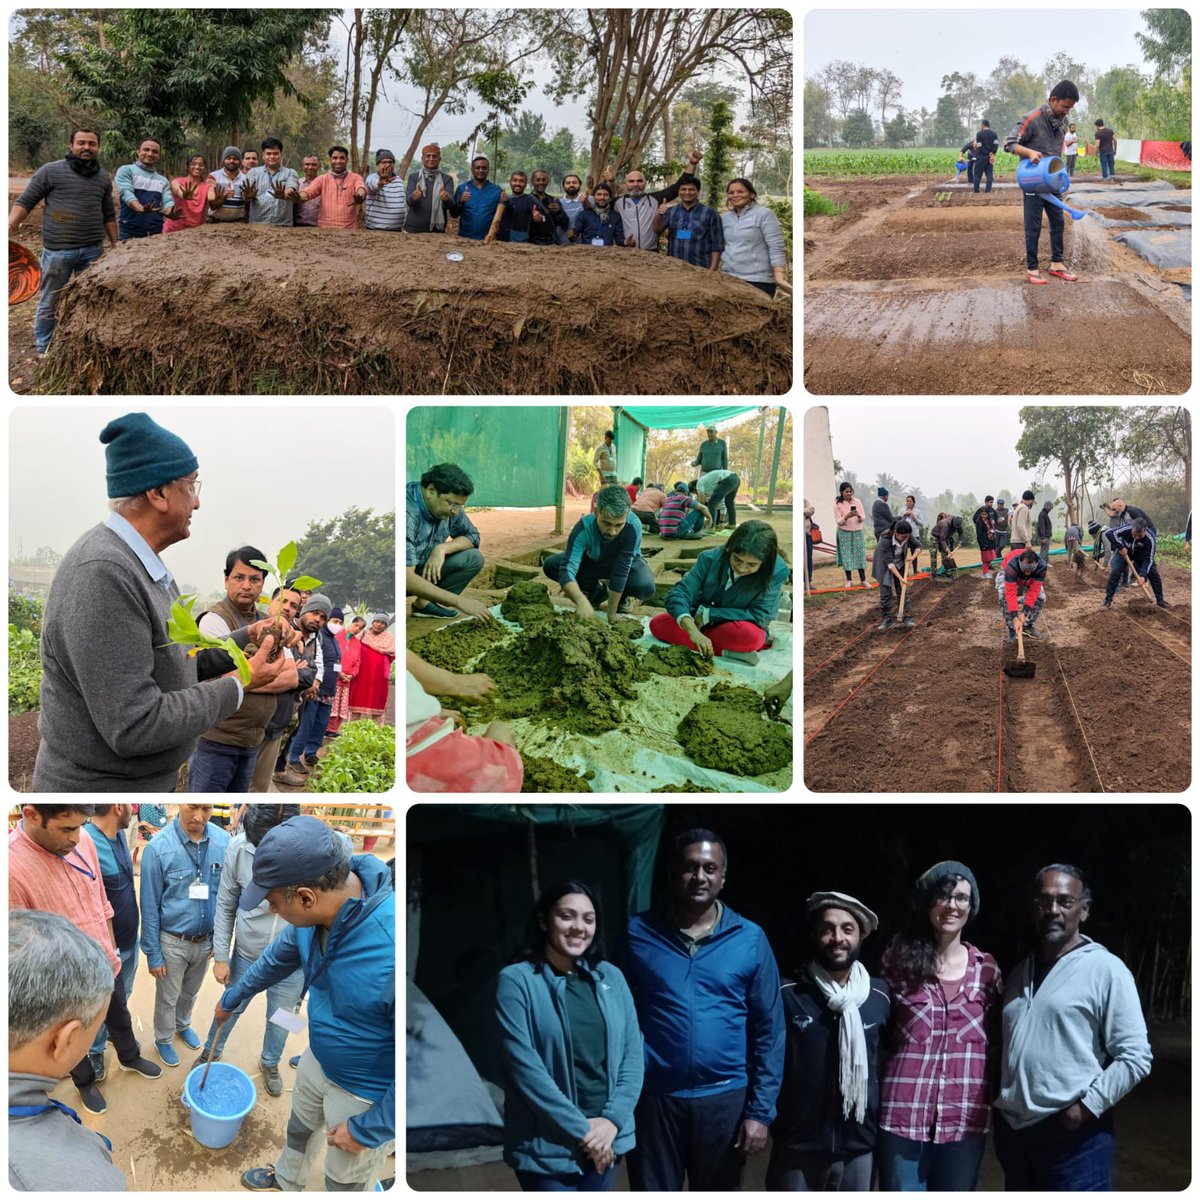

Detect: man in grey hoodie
994,864,1152,1190
10,909,127,1190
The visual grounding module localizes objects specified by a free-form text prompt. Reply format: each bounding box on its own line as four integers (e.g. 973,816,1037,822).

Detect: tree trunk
662,108,673,162
349,10,364,175
96,11,107,51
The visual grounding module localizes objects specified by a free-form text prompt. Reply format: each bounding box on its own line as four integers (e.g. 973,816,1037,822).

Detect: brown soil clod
1094,206,1152,222
520,753,593,792
641,644,714,677
42,225,791,395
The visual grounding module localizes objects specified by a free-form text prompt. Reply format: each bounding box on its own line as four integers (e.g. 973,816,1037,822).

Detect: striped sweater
14,159,116,250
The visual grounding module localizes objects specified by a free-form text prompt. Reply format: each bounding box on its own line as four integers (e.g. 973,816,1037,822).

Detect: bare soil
803,561,1190,793
803,177,1191,395
1094,206,1153,221
35,225,792,396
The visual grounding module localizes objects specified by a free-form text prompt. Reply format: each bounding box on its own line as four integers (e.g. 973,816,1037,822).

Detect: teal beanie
100,413,199,498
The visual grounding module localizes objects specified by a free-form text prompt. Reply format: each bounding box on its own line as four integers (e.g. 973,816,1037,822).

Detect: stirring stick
199,1019,227,1090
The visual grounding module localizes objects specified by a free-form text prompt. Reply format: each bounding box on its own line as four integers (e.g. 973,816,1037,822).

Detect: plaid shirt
406,479,480,568
664,201,725,267
878,943,1003,1142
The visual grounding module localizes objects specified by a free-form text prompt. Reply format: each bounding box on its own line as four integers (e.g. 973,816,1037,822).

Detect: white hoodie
995,937,1152,1129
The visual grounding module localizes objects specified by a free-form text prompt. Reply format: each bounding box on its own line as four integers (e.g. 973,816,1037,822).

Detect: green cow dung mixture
500,579,556,629
410,619,512,674
520,753,594,792
677,685,790,777
641,644,715,677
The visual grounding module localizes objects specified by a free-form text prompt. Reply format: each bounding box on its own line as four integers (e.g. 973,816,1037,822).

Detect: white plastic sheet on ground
463,605,794,792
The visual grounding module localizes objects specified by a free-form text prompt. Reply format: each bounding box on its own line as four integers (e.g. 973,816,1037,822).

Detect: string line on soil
805,622,875,679
803,585,954,749
1114,614,1190,665
1055,650,1107,793
995,662,1004,795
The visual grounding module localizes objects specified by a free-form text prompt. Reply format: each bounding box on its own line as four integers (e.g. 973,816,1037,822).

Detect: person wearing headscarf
329,615,365,735
348,614,395,726
768,892,890,1191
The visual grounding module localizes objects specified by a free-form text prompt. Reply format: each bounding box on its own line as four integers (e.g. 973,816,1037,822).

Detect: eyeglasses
177,478,202,497
1033,894,1082,912
934,892,972,909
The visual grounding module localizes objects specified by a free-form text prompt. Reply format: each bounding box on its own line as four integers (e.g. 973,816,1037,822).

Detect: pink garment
634,488,667,515
163,178,213,232
8,821,120,975
301,171,367,228
834,498,866,531
649,611,767,654
407,727,524,791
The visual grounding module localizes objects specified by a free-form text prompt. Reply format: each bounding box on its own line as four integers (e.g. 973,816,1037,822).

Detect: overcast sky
9,407,395,593
828,406,1040,496
805,8,1157,116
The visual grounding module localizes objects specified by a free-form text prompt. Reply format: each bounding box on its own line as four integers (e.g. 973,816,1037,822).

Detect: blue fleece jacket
625,904,785,1124
220,854,395,1147
560,513,643,596
664,546,790,631
497,959,644,1175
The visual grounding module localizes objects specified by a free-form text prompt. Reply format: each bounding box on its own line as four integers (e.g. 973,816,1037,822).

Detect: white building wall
803,406,838,583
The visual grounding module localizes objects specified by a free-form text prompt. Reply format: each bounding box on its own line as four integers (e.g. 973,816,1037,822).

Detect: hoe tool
1003,618,1037,679
1121,549,1155,605
896,551,913,622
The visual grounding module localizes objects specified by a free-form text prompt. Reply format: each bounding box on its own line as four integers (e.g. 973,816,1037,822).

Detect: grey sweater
34,523,244,792
15,159,116,251
10,1071,126,1190
720,202,788,284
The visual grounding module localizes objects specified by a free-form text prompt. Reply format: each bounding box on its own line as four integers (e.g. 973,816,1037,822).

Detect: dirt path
803,176,1191,395
803,561,1191,792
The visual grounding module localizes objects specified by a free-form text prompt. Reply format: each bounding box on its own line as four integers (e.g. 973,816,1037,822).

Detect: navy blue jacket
573,206,626,247
625,904,785,1124
221,854,394,1147
317,625,340,699
1105,526,1157,575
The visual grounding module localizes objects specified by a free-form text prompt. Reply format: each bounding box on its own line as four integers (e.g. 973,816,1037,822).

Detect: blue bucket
182,1063,257,1148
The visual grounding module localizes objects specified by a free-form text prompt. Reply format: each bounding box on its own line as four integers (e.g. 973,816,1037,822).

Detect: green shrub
307,719,395,793
1157,537,1192,568
803,186,847,218
567,443,598,492
9,623,42,715
763,197,793,256
9,589,44,635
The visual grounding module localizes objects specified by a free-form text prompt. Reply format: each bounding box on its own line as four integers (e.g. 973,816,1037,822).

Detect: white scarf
807,959,871,1122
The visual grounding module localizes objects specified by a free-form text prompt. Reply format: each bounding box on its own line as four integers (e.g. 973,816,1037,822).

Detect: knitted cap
329,607,344,620
369,611,390,625
915,860,980,920
375,148,395,162
222,146,241,162
300,593,332,617
877,486,889,497
100,413,198,498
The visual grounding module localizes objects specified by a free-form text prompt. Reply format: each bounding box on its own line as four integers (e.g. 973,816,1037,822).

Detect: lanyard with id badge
268,925,335,1036
174,822,216,901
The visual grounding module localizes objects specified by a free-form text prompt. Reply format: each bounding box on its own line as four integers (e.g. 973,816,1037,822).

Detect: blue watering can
1016,156,1087,219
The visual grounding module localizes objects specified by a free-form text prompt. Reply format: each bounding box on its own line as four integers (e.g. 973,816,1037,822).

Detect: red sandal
1047,267,1078,282
1026,270,1048,285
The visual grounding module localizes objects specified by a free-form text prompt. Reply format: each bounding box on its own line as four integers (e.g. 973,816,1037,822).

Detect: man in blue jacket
625,828,784,1191
222,815,395,1192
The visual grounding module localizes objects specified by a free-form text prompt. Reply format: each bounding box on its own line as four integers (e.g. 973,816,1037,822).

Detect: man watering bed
215,815,394,1192
1004,80,1080,285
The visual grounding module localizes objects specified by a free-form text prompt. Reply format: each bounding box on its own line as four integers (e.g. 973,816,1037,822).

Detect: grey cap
916,860,980,920
806,890,879,936
300,593,332,617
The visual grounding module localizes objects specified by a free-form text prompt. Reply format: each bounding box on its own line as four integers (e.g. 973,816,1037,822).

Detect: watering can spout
1043,192,1088,221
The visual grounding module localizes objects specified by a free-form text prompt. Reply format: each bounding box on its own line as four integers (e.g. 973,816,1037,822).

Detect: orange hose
9,241,40,306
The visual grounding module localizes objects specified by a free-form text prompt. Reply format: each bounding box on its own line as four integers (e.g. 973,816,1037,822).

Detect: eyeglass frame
173,476,202,497
1032,893,1085,913
932,891,973,910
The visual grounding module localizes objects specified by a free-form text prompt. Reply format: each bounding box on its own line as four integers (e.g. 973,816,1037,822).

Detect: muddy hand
179,180,198,201
353,188,366,205
270,181,290,200
242,180,258,202
211,184,228,205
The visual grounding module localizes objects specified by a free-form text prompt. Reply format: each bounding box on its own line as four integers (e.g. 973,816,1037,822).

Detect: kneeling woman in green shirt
497,881,644,1191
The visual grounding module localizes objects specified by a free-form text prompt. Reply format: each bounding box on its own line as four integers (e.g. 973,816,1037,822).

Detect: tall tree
343,9,413,175
548,9,791,182
702,99,752,204
874,68,902,129
842,108,875,147
940,70,985,131
803,79,832,147
1016,406,1121,527
1121,405,1191,504
931,95,965,146
1136,9,1192,79
293,507,396,609
59,9,336,158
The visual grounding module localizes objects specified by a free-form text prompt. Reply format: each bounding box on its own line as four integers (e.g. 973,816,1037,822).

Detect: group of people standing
496,831,1151,1192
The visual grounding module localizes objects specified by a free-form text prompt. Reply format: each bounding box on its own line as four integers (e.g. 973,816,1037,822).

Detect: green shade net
620,405,763,430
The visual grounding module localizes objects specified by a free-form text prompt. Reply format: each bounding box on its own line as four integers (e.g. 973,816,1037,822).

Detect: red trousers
980,549,997,573
649,612,767,655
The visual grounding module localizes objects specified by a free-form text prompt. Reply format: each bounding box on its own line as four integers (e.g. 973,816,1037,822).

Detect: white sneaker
843,580,851,590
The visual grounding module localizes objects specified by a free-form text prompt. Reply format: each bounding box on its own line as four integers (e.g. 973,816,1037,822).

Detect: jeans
515,1164,618,1191
187,738,259,792
35,243,104,352
627,1086,747,1191
203,949,305,1066
993,1110,1115,1191
89,942,140,1060
1106,555,1163,602
289,699,333,764
973,158,994,192
663,509,705,539
1022,192,1065,270
876,1130,986,1191
542,551,657,602
767,1149,873,1191
152,931,212,1044
805,533,814,583
746,280,777,297
707,473,740,527
1099,151,1116,178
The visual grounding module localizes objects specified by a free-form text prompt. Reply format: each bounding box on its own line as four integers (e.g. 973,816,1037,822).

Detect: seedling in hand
162,595,254,685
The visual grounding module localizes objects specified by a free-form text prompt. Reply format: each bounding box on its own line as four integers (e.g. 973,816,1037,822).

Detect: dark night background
408,803,1190,1191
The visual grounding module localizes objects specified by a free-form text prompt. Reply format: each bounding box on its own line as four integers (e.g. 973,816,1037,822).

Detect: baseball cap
238,815,346,910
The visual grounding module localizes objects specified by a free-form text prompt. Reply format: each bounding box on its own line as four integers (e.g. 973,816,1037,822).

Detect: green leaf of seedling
249,559,274,577
277,541,298,579
223,638,253,687
290,575,323,590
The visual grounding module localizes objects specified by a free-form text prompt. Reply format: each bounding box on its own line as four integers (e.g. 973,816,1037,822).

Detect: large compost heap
409,593,791,790
43,225,792,395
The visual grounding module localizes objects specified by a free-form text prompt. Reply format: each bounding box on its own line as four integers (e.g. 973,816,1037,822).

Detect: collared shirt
8,820,120,975
105,511,173,592
453,179,503,240
879,943,1003,1143
294,180,322,226
664,201,725,267
405,479,481,569
244,164,301,225
302,171,366,229
138,818,230,965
